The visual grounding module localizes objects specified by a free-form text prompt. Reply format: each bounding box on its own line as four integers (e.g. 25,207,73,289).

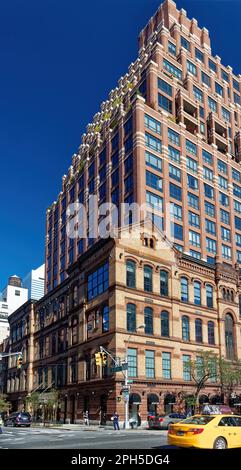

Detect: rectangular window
168,128,180,146
218,160,227,174
158,94,172,113
124,154,133,174
189,211,200,228
168,145,180,163
172,223,183,240
209,59,217,72
87,261,109,301
186,140,197,156
158,78,172,96
208,97,217,113
204,183,214,199
222,244,231,260
202,149,213,165
195,48,204,62
232,168,241,182
187,174,198,190
146,191,163,212
233,79,240,92
145,114,161,134
222,107,230,122
186,157,198,173
220,209,230,225
183,355,191,381
215,82,223,97
203,167,214,182
146,151,162,171
205,219,216,235
171,203,182,221
168,41,176,56
190,249,201,259
235,216,241,231
188,192,199,210
236,233,241,247
221,69,229,82
234,200,241,214
125,134,133,154
233,184,241,199
181,36,190,51
219,175,228,190
187,60,197,76
169,164,181,182
221,226,231,242
125,174,133,194
128,348,137,377
234,93,241,105
202,71,211,87
219,192,229,207
145,350,155,379
146,171,163,192
124,117,132,136
145,132,162,153
163,59,182,80
170,182,182,201
162,352,171,380
193,86,203,103
189,230,201,247
206,238,217,254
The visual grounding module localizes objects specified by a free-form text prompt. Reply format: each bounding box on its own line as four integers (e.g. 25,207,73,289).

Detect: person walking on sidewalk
83,410,89,425
112,411,120,430
137,412,141,428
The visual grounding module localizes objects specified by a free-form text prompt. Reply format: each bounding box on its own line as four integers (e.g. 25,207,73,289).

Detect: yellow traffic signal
17,354,23,369
95,352,102,366
101,352,107,366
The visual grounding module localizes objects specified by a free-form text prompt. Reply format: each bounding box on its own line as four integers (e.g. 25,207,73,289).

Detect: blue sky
0,0,240,288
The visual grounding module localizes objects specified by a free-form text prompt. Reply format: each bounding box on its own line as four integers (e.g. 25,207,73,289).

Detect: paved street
0,426,169,449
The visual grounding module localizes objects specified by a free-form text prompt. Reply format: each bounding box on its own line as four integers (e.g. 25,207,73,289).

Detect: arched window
144,265,153,292
102,305,109,333
160,270,169,297
71,316,78,345
144,307,153,335
227,290,231,302
194,281,201,305
182,316,190,341
208,321,215,345
206,284,213,308
222,288,226,300
181,277,189,302
161,311,169,337
127,303,136,333
195,319,203,343
231,291,234,302
225,314,235,360
126,260,136,288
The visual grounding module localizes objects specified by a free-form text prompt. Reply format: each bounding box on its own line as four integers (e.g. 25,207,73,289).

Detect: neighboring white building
0,275,28,342
23,264,45,301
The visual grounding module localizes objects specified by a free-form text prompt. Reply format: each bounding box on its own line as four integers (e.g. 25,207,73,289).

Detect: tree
0,394,11,413
218,357,241,403
184,350,218,412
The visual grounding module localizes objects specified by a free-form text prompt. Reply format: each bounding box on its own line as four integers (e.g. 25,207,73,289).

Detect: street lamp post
123,324,145,430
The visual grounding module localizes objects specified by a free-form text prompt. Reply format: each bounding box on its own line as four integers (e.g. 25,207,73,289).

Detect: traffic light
17,354,23,369
101,352,107,366
95,352,102,366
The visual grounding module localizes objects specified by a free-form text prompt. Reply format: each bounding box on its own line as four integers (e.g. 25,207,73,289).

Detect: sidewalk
31,422,168,433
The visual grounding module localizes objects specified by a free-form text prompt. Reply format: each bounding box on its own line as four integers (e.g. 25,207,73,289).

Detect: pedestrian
83,410,89,425
112,411,120,431
137,412,141,428
129,416,136,429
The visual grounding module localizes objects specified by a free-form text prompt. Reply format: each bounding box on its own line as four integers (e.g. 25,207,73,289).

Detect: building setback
46,0,241,293
4,0,241,423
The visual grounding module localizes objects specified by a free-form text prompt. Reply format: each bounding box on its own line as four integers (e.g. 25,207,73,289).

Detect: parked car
4,412,31,427
148,412,187,429
168,414,241,449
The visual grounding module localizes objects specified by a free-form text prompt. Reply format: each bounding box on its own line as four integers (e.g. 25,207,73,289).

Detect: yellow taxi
168,414,241,449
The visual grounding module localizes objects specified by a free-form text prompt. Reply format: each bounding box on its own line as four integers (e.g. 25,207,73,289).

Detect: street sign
110,363,128,373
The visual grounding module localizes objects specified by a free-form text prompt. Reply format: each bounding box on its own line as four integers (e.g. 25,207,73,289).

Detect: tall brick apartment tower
45,0,241,293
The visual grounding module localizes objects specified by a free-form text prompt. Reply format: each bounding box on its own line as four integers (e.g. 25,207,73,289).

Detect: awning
147,393,159,405
129,393,142,405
